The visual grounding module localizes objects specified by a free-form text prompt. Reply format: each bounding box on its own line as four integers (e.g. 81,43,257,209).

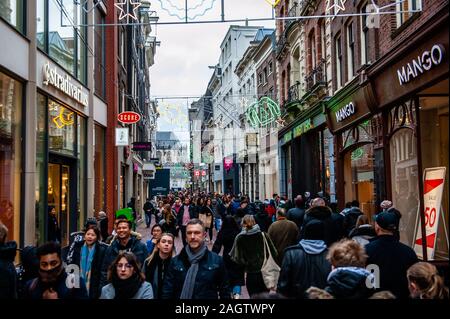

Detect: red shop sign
118,112,141,124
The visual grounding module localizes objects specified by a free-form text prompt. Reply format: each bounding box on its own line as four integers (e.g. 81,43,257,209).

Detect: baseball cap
375,211,399,231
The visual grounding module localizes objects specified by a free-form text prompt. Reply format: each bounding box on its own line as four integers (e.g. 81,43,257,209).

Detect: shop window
419,99,449,260
94,125,106,215
0,0,25,34
390,128,419,247
0,72,22,243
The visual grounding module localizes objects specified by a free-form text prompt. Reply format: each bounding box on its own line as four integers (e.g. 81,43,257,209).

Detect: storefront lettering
335,102,356,123
43,62,89,107
293,119,313,138
397,44,445,86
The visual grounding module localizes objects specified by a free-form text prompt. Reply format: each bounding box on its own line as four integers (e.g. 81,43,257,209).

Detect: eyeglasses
116,263,133,270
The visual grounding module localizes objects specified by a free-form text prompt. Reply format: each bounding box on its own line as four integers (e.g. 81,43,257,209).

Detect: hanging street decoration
325,0,347,15
157,0,217,21
246,97,281,129
115,0,142,23
264,0,281,8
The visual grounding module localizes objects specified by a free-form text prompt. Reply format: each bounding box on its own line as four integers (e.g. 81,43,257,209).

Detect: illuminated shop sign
335,102,356,123
42,62,89,107
397,44,445,86
293,119,313,138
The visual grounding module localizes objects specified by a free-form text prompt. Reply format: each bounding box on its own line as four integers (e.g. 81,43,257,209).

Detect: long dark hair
107,252,145,283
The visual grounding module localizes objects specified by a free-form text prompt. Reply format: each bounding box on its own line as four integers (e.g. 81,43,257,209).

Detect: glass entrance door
48,161,72,246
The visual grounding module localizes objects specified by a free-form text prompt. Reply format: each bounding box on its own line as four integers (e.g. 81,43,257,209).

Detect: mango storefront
366,9,449,261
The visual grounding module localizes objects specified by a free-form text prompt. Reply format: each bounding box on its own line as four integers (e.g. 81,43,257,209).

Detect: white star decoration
276,117,286,127
326,0,347,15
115,0,142,22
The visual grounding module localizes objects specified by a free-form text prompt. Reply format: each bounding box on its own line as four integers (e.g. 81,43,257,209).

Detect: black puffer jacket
277,241,331,298
161,247,231,299
325,267,375,299
66,241,107,299
300,206,340,246
342,207,364,236
0,241,17,299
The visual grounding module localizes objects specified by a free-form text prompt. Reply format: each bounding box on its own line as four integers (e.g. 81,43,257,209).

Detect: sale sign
414,167,446,259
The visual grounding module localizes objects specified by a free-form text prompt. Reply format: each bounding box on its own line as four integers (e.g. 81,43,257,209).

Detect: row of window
258,62,273,87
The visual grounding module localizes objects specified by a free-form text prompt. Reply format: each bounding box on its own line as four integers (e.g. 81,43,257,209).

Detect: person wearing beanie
365,211,418,299
277,220,332,298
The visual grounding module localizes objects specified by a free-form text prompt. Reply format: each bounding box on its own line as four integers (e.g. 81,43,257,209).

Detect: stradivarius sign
42,62,89,107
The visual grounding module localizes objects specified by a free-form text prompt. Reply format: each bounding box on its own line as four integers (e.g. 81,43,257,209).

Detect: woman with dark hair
100,252,153,299
65,225,107,299
159,204,177,236
146,224,163,254
200,198,214,242
143,233,176,299
212,216,245,298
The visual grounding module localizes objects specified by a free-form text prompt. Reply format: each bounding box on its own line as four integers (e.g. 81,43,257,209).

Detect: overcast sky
150,0,276,138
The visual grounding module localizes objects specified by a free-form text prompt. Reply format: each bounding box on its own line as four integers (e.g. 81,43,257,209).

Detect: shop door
48,155,77,247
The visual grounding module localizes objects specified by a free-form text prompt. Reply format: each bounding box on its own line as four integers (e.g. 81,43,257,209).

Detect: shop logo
43,62,89,107
118,111,141,124
397,44,445,86
335,102,356,123
53,107,75,129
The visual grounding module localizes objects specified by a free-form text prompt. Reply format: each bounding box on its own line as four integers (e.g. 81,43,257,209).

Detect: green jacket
230,230,278,273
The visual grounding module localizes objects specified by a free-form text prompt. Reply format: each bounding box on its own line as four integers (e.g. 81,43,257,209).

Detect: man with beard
24,242,88,299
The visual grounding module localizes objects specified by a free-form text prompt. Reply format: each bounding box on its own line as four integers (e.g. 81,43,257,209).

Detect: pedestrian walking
65,225,107,299
100,252,153,299
146,224,163,254
200,198,215,242
176,197,197,247
160,204,177,236
407,262,449,299
143,198,154,228
268,208,299,266
162,219,231,299
143,233,176,299
348,215,376,247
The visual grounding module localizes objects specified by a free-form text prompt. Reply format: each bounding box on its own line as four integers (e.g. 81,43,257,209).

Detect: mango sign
118,111,141,124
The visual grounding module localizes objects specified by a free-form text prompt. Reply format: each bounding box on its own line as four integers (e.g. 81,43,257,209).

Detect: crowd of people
0,190,448,300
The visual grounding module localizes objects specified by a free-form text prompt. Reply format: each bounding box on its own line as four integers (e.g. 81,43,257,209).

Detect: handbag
260,232,280,290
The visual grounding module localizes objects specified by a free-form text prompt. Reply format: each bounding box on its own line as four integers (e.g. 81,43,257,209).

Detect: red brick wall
105,0,119,233
378,0,448,56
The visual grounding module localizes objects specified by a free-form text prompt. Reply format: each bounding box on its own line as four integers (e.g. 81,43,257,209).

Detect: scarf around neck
180,243,208,299
80,243,96,294
112,272,142,299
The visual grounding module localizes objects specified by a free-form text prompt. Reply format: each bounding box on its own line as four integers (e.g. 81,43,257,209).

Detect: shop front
326,79,379,219
367,10,449,260
36,57,89,246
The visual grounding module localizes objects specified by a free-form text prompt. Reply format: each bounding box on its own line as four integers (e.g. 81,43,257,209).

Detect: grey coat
100,281,154,299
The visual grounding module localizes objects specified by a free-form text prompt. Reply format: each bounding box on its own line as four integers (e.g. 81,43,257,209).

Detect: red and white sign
414,167,446,259
201,170,206,176
118,111,141,124
194,170,200,177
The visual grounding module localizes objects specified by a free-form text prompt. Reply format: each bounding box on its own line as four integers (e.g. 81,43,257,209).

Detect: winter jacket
176,205,198,227
100,236,149,288
218,203,232,218
365,235,418,299
143,254,172,299
349,225,376,247
325,267,375,299
24,272,88,299
268,219,299,265
301,206,341,246
65,240,107,299
286,207,305,229
230,230,278,273
342,207,364,236
161,247,231,299
278,240,331,298
100,281,153,299
0,241,17,299
99,217,109,242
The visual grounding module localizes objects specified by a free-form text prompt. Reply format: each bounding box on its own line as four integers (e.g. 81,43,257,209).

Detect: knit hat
375,211,399,231
85,217,98,228
303,219,325,240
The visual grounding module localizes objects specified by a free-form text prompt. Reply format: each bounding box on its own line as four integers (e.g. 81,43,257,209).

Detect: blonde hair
145,233,176,266
327,239,368,268
241,215,256,230
355,214,371,228
407,262,449,299
306,287,334,299
369,291,396,299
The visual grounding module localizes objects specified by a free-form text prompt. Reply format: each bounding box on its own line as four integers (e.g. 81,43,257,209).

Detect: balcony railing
305,59,327,92
284,4,299,31
276,35,287,56
287,83,300,104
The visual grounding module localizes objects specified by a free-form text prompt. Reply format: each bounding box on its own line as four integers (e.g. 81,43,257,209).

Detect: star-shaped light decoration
276,117,286,128
325,0,347,15
115,0,142,23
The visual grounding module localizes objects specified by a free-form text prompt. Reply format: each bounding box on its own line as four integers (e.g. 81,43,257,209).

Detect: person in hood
24,242,88,299
325,239,376,299
0,223,17,299
230,215,278,297
277,220,331,298
348,215,376,247
100,252,153,299
100,219,148,288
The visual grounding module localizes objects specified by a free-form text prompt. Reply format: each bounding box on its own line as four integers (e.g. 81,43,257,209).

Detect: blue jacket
161,247,231,299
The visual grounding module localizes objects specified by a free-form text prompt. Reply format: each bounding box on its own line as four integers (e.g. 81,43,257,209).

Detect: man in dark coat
162,219,231,299
286,197,305,229
0,223,17,299
278,220,331,298
365,211,418,299
143,198,154,228
100,219,148,287
342,200,364,236
300,199,340,246
24,242,88,299
268,208,299,265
